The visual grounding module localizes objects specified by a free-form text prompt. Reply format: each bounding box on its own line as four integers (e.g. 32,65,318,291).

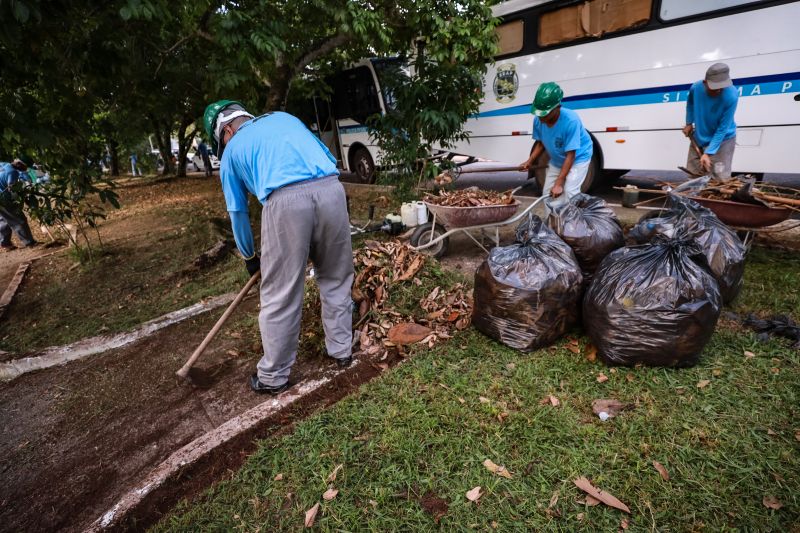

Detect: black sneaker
333,356,353,369
249,374,292,395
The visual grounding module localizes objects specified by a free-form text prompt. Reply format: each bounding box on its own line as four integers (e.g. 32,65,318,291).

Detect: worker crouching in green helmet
519,82,593,212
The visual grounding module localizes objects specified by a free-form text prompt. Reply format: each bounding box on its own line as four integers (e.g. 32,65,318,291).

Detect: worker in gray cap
682,63,738,179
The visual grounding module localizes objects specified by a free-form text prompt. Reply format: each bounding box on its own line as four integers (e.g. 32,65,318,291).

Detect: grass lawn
155,246,799,531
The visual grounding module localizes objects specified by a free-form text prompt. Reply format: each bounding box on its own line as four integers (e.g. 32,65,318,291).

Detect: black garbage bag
744,314,800,349
583,237,721,367
547,193,624,277
629,194,745,304
472,215,583,351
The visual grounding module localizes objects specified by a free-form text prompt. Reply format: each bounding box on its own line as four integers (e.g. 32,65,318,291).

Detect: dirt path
0,296,357,532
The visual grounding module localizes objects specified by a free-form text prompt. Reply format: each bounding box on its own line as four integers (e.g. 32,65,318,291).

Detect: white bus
317,0,800,188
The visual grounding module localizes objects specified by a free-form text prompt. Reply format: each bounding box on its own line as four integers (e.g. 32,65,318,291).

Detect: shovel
176,271,260,387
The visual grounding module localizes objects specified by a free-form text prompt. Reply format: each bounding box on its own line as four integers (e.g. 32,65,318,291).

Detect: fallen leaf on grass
548,490,559,508
483,459,513,479
652,461,670,481
620,517,630,530
696,379,711,389
585,343,598,362
388,323,433,345
566,339,581,354
577,512,585,521
304,503,320,527
573,477,631,514
591,399,630,419
466,486,482,502
540,395,560,407
274,473,284,481
767,428,777,436
762,495,783,510
744,350,756,359
322,488,339,501
326,464,343,482
479,396,491,404
597,373,609,383
578,494,602,507
795,430,800,442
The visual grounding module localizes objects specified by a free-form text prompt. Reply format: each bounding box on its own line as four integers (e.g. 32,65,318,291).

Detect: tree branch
294,33,352,74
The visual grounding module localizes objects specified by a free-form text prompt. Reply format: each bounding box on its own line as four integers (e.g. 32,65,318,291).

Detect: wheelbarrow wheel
410,223,449,259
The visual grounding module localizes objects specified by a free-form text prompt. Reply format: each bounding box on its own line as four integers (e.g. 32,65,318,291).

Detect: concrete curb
0,262,30,320
86,365,351,531
0,291,240,382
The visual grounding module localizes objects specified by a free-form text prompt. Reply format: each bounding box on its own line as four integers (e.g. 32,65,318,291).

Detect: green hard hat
531,82,564,117
203,99,244,157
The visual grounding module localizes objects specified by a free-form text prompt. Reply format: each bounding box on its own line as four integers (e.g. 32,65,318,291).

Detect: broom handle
176,272,260,378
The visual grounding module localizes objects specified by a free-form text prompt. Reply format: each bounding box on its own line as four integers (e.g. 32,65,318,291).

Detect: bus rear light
511,131,529,136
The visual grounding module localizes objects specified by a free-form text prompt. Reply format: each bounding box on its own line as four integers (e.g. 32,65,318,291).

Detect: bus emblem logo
494,63,519,103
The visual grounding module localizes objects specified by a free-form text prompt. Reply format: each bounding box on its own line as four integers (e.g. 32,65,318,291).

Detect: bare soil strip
88,367,351,531
0,291,241,381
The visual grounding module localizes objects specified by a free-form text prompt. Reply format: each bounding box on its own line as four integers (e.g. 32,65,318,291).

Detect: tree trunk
150,117,174,176
175,117,194,178
264,65,293,111
108,140,120,176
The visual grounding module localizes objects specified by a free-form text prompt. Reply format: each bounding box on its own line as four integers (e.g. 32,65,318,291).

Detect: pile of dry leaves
351,240,472,361
424,188,515,208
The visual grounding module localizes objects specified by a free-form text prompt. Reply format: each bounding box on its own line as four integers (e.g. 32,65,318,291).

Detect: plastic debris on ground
472,215,583,351
744,314,800,349
583,236,721,367
628,194,746,304
547,193,624,280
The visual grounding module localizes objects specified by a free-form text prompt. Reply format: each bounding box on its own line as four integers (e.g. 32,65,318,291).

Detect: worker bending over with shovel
520,82,593,212
204,101,354,395
683,63,738,179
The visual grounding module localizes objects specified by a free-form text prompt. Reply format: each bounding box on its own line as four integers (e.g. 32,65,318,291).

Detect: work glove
244,255,261,277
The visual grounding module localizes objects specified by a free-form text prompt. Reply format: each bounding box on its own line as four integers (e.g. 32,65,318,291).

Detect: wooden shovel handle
176,272,260,378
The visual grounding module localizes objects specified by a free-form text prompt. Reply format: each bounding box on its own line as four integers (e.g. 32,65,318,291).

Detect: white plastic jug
400,203,418,227
414,201,428,225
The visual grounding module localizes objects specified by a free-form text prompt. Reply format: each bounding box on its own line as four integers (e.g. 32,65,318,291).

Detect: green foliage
368,3,499,187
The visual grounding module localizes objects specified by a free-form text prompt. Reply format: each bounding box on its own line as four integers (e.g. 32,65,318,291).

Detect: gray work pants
256,175,354,386
687,135,736,179
0,198,35,247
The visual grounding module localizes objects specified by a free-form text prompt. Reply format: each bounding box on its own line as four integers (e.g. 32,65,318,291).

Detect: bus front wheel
352,147,376,184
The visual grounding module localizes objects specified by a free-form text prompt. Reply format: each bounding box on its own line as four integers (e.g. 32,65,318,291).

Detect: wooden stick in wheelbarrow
176,271,260,385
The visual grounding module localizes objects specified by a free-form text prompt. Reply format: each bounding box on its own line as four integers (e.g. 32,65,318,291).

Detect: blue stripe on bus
475,72,800,118
338,125,369,133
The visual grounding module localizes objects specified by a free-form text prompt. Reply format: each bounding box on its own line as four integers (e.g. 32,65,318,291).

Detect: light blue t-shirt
685,81,737,155
532,107,593,168
220,111,339,258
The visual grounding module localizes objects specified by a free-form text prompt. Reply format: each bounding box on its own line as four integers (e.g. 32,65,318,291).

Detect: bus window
538,0,652,47
332,66,382,124
496,19,524,57
660,0,764,20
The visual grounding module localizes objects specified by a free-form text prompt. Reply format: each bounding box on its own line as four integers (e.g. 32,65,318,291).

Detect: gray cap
705,63,732,90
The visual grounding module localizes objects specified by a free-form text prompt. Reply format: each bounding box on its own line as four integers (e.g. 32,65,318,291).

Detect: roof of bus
492,0,556,18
